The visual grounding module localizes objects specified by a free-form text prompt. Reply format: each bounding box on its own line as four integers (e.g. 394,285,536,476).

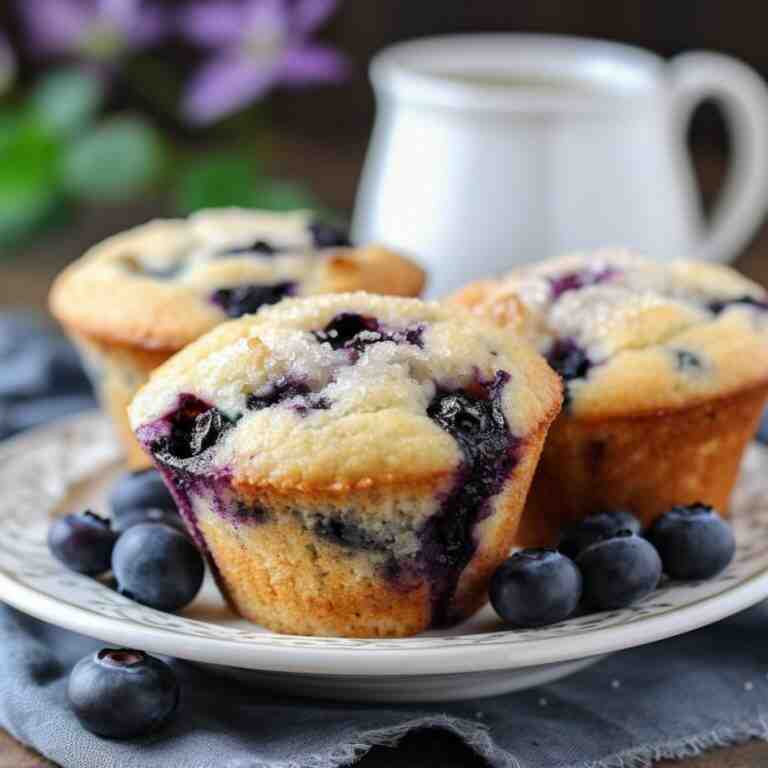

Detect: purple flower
17,0,168,63
181,0,349,124
0,33,16,96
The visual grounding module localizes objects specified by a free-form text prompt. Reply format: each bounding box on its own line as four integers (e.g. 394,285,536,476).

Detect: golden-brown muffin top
50,208,425,352
129,293,562,493
451,250,768,418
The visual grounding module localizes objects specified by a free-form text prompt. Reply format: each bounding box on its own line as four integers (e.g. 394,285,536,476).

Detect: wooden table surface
2,142,768,766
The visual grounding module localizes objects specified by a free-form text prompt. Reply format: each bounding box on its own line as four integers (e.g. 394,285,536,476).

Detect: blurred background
1,0,768,308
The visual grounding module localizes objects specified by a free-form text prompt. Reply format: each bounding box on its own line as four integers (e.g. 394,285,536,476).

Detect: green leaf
174,149,321,215
63,116,164,202
174,153,263,214
249,179,317,211
0,113,63,246
30,67,105,136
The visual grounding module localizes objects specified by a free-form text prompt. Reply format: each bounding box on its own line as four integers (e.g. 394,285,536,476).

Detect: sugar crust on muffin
131,293,560,490
50,208,426,352
452,249,768,417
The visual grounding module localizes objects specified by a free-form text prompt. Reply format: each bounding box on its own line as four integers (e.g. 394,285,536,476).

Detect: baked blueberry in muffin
452,250,768,545
50,209,425,467
129,294,562,637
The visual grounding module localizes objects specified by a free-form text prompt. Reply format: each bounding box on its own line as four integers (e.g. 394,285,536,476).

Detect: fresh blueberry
308,220,352,248
112,507,186,536
558,509,642,559
48,511,117,575
577,531,662,610
210,282,295,318
647,504,735,581
112,523,204,612
489,549,582,627
68,648,179,739
110,469,176,515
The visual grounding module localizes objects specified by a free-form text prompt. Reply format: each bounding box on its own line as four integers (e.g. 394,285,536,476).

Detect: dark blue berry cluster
49,468,205,614
51,469,209,739
424,371,520,625
210,282,296,318
490,504,734,628
247,375,330,414
312,312,424,355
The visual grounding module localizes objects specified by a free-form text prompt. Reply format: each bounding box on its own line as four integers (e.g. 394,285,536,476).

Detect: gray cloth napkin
1,602,768,768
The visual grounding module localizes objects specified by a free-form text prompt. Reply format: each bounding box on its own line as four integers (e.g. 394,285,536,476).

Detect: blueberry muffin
50,209,425,467
128,293,562,637
452,250,768,545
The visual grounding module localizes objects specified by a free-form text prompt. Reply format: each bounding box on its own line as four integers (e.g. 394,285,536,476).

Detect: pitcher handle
670,51,768,263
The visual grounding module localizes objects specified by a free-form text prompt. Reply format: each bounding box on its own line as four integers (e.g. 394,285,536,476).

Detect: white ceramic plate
1,413,767,702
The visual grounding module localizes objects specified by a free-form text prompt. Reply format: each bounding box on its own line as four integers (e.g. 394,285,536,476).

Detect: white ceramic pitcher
351,34,768,297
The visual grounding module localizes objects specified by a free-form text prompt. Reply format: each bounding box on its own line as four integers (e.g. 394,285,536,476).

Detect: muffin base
195,502,432,637
516,380,768,547
71,333,169,469
159,419,553,638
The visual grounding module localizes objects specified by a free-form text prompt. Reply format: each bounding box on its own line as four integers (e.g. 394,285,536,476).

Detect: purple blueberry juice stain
224,501,270,525
305,372,519,614
311,516,417,589
313,313,424,355
150,461,230,595
138,395,242,597
313,517,393,553
148,394,237,472
708,295,768,315
210,282,295,318
247,376,330,414
422,370,520,626
549,267,618,300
